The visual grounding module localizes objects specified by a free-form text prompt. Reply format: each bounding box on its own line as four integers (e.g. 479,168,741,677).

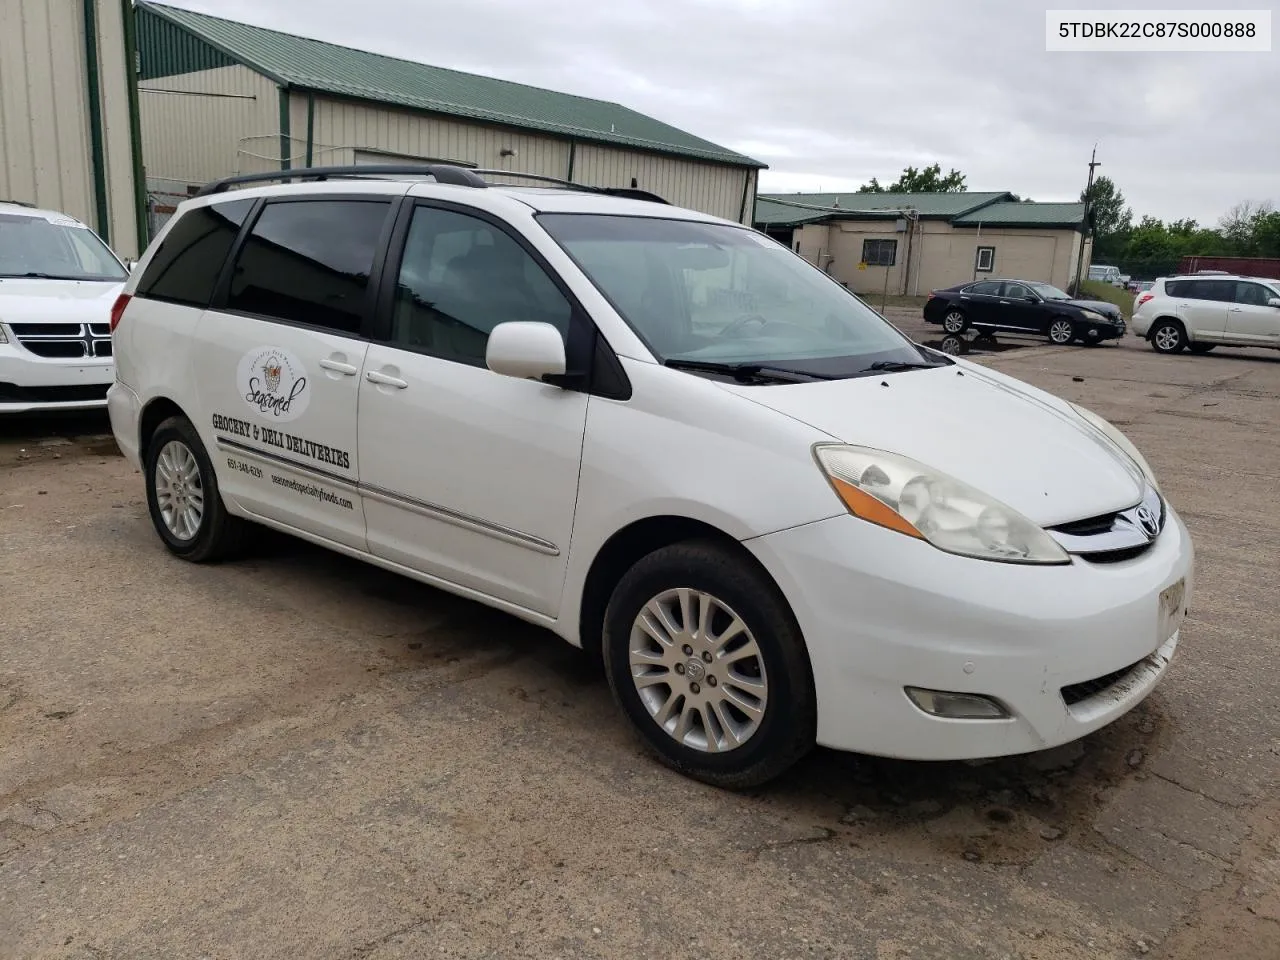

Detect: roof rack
192,163,669,205
0,198,37,208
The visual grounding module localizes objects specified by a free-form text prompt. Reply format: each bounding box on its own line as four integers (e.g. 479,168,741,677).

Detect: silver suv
1131,273,1280,355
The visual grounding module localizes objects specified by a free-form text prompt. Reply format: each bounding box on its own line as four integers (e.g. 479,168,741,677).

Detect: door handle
365,369,408,389
998,300,1010,305
318,358,358,376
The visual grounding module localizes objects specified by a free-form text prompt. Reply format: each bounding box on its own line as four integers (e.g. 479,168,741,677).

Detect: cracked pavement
1,328,1278,959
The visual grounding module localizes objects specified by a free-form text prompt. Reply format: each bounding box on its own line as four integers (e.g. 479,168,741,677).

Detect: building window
861,238,896,267
975,246,995,273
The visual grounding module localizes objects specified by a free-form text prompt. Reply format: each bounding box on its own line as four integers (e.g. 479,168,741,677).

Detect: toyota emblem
1135,504,1159,538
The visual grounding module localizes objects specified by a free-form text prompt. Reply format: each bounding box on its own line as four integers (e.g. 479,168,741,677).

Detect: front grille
1061,659,1144,706
0,381,110,403
8,321,112,359
22,340,86,358
1048,486,1165,562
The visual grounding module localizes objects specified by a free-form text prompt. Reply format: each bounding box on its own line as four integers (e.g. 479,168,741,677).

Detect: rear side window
226,199,391,334
1186,279,1233,301
135,199,254,307
968,281,1001,295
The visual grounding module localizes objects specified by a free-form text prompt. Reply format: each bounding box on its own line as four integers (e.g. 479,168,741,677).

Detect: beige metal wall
0,0,141,256
572,143,753,223
290,92,755,223
139,64,280,183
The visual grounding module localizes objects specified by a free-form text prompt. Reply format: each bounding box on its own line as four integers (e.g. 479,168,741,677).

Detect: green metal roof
952,201,1086,228
754,191,1010,226
136,2,763,169
755,192,1086,230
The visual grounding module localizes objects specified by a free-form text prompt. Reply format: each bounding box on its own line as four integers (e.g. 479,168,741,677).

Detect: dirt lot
2,327,1278,960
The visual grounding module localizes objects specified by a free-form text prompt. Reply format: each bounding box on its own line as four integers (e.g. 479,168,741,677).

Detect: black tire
941,309,968,334
1048,317,1076,345
144,415,251,562
602,539,816,789
1188,342,1216,355
1150,319,1187,354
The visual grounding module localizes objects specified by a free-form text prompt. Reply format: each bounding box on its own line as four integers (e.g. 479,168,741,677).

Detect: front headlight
814,444,1070,565
1067,403,1160,492
1080,309,1107,322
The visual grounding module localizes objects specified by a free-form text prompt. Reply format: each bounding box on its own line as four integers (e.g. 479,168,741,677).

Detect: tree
1080,175,1132,251
858,163,967,194
1219,200,1276,255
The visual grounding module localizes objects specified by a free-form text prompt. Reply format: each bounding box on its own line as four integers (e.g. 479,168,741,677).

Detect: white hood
0,279,124,325
721,360,1145,527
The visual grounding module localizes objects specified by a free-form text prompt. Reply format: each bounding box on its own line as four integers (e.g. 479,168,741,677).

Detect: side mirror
485,321,567,382
1268,298,1280,309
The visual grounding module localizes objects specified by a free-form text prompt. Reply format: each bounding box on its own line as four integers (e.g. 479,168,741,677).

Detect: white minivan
108,166,1193,787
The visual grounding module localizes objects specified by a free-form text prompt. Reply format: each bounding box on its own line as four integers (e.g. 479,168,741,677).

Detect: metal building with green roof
754,191,1090,296
133,1,765,225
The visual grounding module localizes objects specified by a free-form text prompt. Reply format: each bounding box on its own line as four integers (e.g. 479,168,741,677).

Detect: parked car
107,164,1193,788
1088,264,1123,287
1131,280,1154,295
1132,274,1280,354
0,200,128,412
923,278,1127,345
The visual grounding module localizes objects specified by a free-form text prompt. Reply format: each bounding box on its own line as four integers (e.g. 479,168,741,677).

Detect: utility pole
1072,145,1101,296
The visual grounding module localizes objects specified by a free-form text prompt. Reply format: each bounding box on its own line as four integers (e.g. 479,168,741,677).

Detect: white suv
108,165,1193,787
1132,273,1280,354
0,201,129,412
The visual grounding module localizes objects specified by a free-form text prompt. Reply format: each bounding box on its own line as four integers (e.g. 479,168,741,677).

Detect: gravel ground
2,329,1278,960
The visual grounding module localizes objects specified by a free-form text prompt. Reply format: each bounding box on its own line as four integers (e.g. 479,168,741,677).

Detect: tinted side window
1233,282,1274,306
390,206,572,367
227,199,391,334
1003,282,1033,299
1164,280,1187,297
136,199,254,307
968,281,1001,295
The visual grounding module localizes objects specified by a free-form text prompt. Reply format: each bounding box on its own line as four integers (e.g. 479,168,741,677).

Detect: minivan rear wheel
1151,320,1187,354
602,540,816,789
145,415,251,562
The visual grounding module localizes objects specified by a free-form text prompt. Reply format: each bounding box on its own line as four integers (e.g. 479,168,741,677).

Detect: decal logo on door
237,346,310,422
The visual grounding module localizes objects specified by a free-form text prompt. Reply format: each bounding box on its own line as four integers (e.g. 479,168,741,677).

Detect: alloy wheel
943,311,966,334
1049,319,1074,344
628,587,768,753
1154,325,1183,352
154,440,205,541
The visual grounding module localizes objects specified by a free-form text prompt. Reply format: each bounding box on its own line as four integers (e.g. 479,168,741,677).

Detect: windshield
537,214,939,379
0,213,127,281
1029,282,1071,300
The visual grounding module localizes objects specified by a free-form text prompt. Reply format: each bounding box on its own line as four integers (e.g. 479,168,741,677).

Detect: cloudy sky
168,0,1277,226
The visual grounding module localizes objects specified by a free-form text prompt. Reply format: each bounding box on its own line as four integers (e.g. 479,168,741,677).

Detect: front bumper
746,508,1194,760
0,344,113,413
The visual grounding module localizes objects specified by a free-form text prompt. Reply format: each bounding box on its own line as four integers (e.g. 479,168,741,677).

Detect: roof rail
191,163,670,205
469,170,669,205
193,163,488,197
0,198,37,207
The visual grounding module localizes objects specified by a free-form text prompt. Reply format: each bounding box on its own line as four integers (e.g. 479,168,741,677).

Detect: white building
134,2,764,227
0,0,146,258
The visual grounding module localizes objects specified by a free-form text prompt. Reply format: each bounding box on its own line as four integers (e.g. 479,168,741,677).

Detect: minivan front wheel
145,415,250,562
603,541,816,788
1151,320,1187,354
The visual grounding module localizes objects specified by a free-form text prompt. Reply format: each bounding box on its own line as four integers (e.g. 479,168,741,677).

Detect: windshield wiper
0,272,84,280
663,358,834,383
863,360,944,372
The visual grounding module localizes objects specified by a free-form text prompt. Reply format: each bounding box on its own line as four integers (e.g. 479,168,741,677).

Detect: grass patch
1080,280,1136,318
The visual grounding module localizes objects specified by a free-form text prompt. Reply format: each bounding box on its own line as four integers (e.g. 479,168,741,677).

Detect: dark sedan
923,279,1126,345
